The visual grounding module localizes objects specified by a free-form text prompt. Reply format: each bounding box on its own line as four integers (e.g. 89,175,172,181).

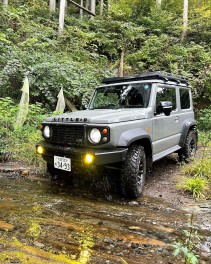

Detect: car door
152,85,181,159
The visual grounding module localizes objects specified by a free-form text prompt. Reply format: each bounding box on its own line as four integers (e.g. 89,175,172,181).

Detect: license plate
54,156,71,171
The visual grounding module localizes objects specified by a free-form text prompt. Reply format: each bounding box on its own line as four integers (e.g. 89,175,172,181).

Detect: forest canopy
0,0,210,110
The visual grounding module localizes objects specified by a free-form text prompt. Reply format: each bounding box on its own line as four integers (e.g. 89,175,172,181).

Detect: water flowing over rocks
0,159,210,263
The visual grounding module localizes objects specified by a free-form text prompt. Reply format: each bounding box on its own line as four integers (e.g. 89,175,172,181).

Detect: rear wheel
179,130,197,163
121,145,146,199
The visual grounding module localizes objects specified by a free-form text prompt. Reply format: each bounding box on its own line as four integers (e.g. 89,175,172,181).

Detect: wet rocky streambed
0,157,210,264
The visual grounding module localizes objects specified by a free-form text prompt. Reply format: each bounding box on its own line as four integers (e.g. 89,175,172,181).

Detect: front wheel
121,145,146,199
179,130,197,163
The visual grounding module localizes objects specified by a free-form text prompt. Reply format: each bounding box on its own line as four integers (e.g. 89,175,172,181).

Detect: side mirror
156,101,172,116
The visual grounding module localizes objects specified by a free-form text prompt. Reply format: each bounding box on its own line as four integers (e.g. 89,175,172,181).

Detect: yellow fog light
36,146,44,155
84,153,95,165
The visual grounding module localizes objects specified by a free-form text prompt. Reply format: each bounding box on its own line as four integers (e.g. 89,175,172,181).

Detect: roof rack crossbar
102,71,189,85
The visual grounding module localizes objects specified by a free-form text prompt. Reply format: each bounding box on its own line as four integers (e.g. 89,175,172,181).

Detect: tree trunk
119,49,124,77
85,0,89,10
100,0,104,16
68,0,95,16
80,0,83,19
107,0,111,11
58,0,66,33
3,0,8,5
181,0,188,43
90,0,96,18
49,0,56,12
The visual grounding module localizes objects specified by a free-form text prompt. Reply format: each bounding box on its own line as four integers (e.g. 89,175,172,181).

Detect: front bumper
36,140,128,167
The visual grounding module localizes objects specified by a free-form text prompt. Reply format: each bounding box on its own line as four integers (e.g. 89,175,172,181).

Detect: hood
45,109,148,124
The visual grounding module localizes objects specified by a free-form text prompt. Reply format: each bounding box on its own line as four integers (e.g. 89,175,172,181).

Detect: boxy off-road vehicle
36,71,197,198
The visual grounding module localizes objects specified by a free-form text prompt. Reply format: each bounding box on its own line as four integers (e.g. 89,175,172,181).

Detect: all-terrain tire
121,145,146,199
179,130,197,163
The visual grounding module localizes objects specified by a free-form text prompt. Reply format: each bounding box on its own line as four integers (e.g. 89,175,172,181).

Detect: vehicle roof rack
102,71,189,85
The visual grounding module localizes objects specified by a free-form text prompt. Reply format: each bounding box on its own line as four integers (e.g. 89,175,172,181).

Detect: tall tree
100,0,104,16
49,0,56,12
90,0,96,17
59,0,66,33
181,0,188,42
119,49,124,77
3,0,8,5
80,0,83,19
85,0,89,10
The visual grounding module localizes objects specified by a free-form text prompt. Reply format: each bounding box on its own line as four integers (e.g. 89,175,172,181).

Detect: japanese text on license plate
54,156,71,171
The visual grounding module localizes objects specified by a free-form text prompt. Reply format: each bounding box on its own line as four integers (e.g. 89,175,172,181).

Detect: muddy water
0,174,210,264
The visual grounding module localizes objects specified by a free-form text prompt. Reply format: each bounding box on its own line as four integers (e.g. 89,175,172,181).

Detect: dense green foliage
0,97,46,169
0,0,210,110
177,107,211,200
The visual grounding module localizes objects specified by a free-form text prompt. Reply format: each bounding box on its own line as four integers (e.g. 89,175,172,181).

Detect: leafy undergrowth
177,134,211,200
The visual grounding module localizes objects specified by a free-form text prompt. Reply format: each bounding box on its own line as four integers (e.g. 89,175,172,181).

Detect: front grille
48,124,85,147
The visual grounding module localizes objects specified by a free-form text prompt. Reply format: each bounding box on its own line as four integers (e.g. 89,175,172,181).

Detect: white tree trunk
100,0,104,16
3,0,8,5
119,49,124,77
90,0,96,17
49,0,56,12
85,0,89,10
107,0,111,11
59,0,66,33
80,0,83,19
181,0,188,42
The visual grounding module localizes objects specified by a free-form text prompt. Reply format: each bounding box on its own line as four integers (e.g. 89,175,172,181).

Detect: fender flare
117,128,152,147
179,119,197,148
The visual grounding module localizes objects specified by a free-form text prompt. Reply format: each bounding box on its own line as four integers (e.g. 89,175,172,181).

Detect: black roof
102,71,189,85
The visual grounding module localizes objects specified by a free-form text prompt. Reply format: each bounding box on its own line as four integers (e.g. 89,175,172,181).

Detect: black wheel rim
189,138,196,156
137,159,145,188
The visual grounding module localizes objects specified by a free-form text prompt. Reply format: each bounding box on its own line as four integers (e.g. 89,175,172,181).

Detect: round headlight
43,126,50,138
89,128,101,144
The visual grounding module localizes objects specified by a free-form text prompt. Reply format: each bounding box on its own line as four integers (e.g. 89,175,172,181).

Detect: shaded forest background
0,0,210,111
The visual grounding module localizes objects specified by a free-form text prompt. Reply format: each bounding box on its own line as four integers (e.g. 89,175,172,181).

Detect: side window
180,88,190,109
156,87,176,111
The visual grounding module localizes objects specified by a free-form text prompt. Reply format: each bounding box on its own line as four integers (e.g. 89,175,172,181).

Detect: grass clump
177,177,208,200
177,130,211,200
182,158,211,179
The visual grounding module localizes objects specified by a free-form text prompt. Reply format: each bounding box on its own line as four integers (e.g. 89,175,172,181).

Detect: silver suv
36,71,197,198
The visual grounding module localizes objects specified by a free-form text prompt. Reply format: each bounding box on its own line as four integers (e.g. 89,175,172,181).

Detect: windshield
89,83,152,109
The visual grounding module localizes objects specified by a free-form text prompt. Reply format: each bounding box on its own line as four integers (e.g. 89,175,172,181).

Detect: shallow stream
0,173,210,264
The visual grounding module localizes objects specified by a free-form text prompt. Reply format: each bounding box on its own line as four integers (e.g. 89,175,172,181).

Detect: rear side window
180,89,190,109
156,87,176,110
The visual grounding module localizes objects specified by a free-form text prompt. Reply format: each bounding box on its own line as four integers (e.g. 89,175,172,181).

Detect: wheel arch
179,119,198,148
117,128,152,168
